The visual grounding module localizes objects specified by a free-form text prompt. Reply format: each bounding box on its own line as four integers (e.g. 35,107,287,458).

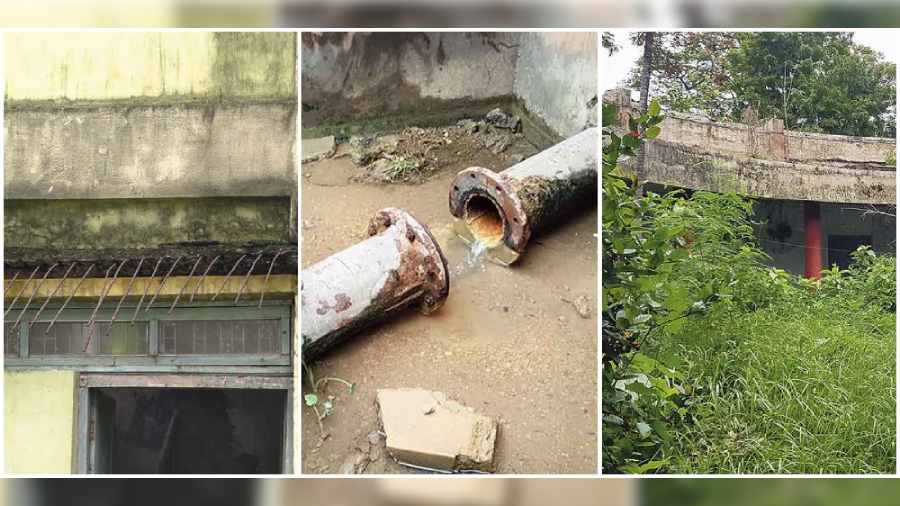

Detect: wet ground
300,133,598,474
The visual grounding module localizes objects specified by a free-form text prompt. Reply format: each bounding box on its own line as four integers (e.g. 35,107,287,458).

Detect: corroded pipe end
448,167,529,266
367,208,450,314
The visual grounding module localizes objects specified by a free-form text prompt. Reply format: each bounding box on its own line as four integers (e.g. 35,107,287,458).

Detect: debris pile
347,108,533,184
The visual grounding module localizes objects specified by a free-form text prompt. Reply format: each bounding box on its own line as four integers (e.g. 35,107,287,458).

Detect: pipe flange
367,208,450,314
448,167,531,264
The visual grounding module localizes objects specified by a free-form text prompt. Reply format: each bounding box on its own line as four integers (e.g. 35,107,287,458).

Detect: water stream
451,239,489,281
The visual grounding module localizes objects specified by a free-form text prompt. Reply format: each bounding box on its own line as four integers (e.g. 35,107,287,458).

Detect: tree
628,32,896,137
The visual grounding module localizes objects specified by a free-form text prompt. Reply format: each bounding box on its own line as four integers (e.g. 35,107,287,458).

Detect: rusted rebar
259,250,289,308
212,254,246,301
5,266,39,318
146,256,181,310
29,262,77,328
12,263,58,331
302,208,449,360
46,264,94,334
235,253,264,304
169,256,202,313
108,258,144,334
4,271,21,298
191,255,220,302
448,127,598,265
132,257,165,323
84,262,125,352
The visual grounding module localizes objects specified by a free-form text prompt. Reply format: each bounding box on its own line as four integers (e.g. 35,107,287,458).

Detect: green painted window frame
4,299,292,371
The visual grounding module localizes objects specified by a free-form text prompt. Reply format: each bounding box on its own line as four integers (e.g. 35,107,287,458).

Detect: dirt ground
300,132,598,474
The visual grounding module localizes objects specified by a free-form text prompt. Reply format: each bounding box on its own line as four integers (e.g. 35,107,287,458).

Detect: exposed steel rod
169,256,203,313
46,264,94,334
235,253,265,304
29,262,77,328
212,254,246,301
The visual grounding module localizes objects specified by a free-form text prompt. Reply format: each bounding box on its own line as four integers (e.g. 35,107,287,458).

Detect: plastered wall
513,32,598,137
4,370,77,474
301,32,598,138
4,32,298,201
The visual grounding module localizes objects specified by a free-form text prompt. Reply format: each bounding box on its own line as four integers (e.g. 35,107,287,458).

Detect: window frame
4,299,292,372
74,372,294,474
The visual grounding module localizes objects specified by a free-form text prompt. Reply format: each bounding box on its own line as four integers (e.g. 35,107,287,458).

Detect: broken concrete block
301,136,336,163
377,388,497,472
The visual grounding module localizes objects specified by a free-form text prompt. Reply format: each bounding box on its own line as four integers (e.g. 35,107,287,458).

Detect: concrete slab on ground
302,136,336,163
377,388,498,472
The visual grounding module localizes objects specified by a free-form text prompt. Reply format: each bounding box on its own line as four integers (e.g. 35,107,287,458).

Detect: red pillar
804,201,822,279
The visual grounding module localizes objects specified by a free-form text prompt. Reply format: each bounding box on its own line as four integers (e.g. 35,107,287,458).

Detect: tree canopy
625,32,896,137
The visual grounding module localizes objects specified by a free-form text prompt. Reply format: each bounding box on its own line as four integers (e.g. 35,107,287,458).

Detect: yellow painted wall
5,31,295,101
4,370,76,474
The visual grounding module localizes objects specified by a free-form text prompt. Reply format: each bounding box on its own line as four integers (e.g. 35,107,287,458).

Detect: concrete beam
4,102,296,200
605,88,895,204
4,274,297,301
642,140,895,204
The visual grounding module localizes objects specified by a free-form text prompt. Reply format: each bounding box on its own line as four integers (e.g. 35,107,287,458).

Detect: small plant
303,362,356,440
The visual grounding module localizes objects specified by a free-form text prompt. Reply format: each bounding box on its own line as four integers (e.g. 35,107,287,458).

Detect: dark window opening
89,388,286,474
828,235,872,270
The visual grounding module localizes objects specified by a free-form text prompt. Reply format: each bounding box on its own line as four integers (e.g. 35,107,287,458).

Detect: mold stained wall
3,32,299,474
4,32,298,202
300,32,598,138
4,370,77,474
513,33,598,138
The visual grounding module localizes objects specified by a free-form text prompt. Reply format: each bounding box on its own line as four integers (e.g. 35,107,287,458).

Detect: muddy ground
300,128,598,474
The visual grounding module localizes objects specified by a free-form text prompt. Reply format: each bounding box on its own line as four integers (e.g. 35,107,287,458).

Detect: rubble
376,388,498,473
301,136,336,163
344,108,537,184
485,107,522,132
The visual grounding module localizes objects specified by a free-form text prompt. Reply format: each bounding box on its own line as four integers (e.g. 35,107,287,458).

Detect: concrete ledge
640,140,895,204
4,274,297,301
4,102,297,200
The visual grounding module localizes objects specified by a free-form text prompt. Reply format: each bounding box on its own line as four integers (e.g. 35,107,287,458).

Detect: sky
601,29,899,92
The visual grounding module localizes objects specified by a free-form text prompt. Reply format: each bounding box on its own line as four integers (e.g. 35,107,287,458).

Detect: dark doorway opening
89,388,286,474
827,234,872,269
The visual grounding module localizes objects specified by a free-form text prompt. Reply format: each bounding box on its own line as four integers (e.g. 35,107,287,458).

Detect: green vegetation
602,103,896,474
625,32,896,137
643,479,900,506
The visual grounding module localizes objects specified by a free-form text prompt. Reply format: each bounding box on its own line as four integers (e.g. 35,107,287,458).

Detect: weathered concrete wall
4,370,76,474
643,140,895,204
755,201,896,274
5,32,297,200
302,32,597,138
653,111,894,165
5,197,292,249
301,32,518,130
5,32,295,102
604,89,896,204
5,103,296,200
514,33,597,137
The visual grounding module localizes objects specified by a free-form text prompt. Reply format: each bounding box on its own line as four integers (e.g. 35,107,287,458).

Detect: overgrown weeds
602,102,896,474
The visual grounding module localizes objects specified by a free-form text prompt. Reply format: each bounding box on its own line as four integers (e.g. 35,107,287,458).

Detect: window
4,301,291,370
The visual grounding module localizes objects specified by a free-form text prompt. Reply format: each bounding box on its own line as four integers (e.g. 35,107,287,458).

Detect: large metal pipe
448,127,598,265
301,208,450,360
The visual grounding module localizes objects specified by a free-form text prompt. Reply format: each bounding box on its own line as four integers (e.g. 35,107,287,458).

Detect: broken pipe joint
448,127,598,266
301,208,450,361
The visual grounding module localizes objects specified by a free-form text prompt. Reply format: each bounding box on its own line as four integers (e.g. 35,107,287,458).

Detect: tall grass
649,248,896,474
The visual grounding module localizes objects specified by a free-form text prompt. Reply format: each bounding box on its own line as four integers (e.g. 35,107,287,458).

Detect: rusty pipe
301,208,449,360
448,127,598,265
